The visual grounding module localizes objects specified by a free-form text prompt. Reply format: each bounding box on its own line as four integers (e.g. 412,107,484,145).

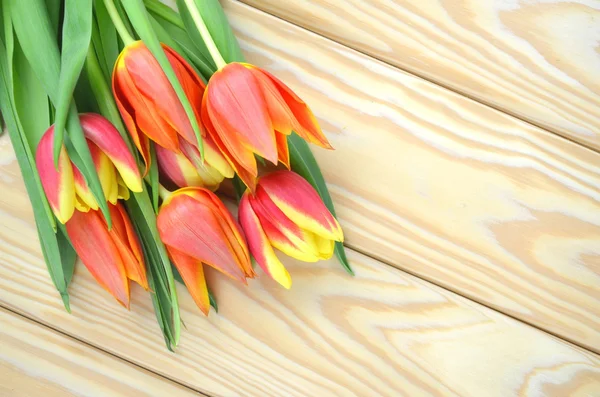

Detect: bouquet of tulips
0,0,351,349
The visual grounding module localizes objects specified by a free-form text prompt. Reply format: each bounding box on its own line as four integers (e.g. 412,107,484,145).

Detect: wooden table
2,1,599,395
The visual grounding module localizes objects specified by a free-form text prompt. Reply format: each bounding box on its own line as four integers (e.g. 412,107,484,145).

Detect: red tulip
112,41,206,174
36,114,142,223
65,203,148,307
239,171,343,289
157,188,254,314
201,62,332,191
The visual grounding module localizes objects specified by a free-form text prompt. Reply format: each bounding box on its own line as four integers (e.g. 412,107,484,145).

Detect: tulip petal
180,188,254,278
166,246,210,315
259,171,343,242
65,209,129,307
79,113,143,193
158,192,247,283
246,64,294,135
205,63,278,163
239,193,291,289
255,67,332,149
156,144,203,188
35,127,75,224
250,188,321,262
163,45,205,146
202,94,258,191
73,165,99,211
179,138,230,190
107,203,148,290
87,140,119,205
113,55,151,174
276,131,290,169
114,48,180,157
121,42,187,151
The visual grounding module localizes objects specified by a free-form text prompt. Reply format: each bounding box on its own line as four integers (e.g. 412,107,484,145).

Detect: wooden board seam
234,0,600,155
0,304,209,397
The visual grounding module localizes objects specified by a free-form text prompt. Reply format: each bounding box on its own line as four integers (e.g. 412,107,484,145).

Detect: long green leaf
93,0,119,79
176,0,243,63
120,0,204,158
45,0,63,37
0,37,74,310
11,0,111,226
288,133,354,275
52,0,93,164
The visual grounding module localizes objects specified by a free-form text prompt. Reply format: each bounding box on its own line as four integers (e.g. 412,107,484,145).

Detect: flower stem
158,184,172,201
103,0,135,45
182,0,227,69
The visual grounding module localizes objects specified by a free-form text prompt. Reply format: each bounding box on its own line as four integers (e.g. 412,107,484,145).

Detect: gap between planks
0,304,209,397
232,0,600,156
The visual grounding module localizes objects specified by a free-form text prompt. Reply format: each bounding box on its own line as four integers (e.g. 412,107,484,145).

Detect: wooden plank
1,142,600,395
238,0,600,151
0,308,198,397
221,0,600,351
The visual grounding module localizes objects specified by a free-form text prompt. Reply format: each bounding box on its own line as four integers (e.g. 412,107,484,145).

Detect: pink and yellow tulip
155,135,233,191
238,171,343,289
201,62,332,191
157,188,254,314
36,114,143,223
65,202,148,307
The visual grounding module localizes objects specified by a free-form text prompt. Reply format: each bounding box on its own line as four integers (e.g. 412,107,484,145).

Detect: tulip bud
157,188,254,314
36,114,142,223
112,41,206,174
238,171,343,289
201,62,333,191
65,203,148,308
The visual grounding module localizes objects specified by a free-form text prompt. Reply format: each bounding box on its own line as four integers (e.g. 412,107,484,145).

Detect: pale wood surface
2,0,600,395
1,136,600,396
220,1,600,351
0,307,198,397
238,0,600,151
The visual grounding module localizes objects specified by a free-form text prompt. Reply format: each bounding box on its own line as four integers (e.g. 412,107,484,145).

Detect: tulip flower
157,187,254,314
201,62,333,191
112,41,207,174
238,171,343,289
155,135,233,191
36,114,143,223
65,202,148,307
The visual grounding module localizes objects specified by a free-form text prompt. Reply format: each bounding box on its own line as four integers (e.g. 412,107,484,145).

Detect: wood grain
237,0,600,151
1,137,600,396
219,0,600,352
0,308,198,397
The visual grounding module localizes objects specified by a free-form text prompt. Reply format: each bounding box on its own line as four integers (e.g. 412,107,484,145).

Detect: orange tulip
113,41,208,174
201,62,333,191
157,188,254,314
65,202,148,307
36,114,143,223
238,171,343,289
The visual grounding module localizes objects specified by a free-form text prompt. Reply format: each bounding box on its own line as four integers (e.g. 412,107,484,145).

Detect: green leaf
52,0,93,165
120,0,204,158
92,0,119,79
45,0,63,37
147,13,214,80
148,143,159,213
0,38,73,310
126,191,181,346
232,174,245,202
11,0,111,226
176,0,244,63
12,39,50,152
288,133,354,275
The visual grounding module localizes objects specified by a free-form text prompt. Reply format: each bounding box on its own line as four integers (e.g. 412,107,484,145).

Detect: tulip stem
158,184,172,201
182,0,227,69
103,0,135,45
